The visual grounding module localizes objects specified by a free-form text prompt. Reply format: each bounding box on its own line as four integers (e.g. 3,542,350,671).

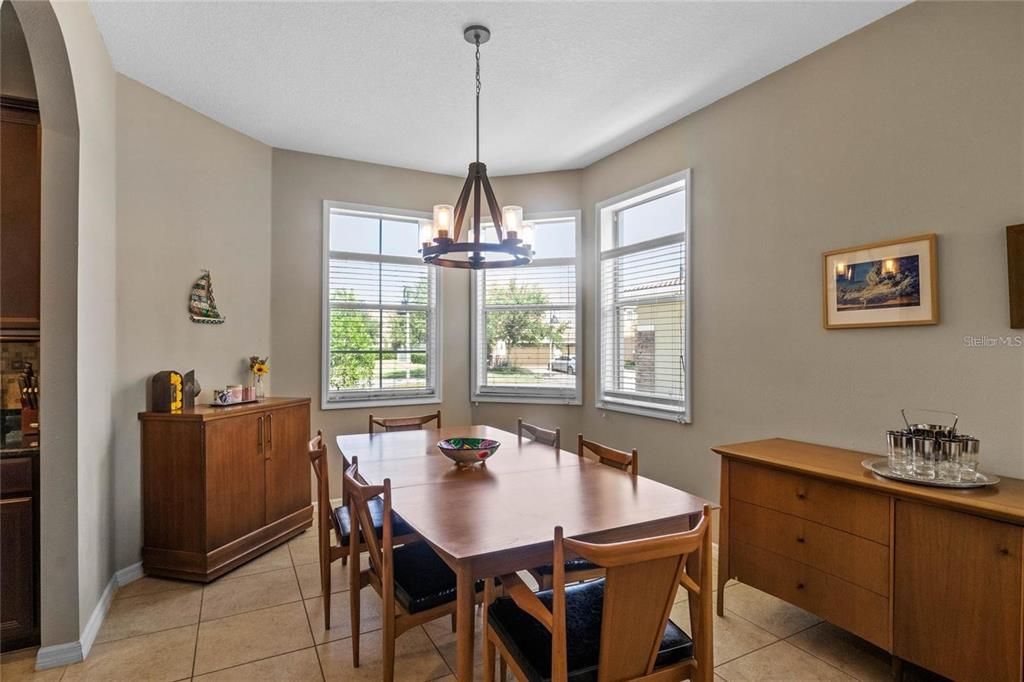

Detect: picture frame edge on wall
821,233,939,330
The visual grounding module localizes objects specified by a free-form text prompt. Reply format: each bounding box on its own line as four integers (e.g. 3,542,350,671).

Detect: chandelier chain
475,35,481,162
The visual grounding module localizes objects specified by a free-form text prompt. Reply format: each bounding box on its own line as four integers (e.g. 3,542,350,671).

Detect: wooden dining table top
336,425,712,564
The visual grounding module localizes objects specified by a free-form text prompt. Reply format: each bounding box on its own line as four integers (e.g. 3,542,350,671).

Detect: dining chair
576,433,639,475
517,418,560,450
307,431,418,629
528,434,639,590
368,410,441,433
484,505,714,682
344,455,483,681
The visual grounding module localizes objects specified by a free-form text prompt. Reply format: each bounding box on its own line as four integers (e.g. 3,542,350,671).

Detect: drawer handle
999,547,1011,556
795,490,807,500
796,582,805,590
796,536,805,544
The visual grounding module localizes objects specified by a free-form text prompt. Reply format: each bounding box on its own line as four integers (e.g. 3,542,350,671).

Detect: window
596,170,690,422
322,202,440,408
472,211,582,404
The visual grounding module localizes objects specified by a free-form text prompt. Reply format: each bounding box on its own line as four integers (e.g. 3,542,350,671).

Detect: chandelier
420,25,534,269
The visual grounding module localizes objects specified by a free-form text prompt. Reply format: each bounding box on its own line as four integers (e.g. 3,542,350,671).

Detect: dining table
336,424,712,680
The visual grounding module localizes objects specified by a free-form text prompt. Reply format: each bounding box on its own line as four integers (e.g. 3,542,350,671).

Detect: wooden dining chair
344,456,483,681
576,433,639,475
484,505,714,682
307,431,418,629
368,410,441,433
528,434,639,589
517,418,560,450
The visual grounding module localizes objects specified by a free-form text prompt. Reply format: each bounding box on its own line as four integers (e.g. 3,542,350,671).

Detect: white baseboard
35,561,144,670
34,641,83,670
115,561,144,586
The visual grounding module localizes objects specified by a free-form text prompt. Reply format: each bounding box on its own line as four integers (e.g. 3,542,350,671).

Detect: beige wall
270,149,586,472
1,1,37,99
114,75,273,569
271,150,469,462
572,0,1024,503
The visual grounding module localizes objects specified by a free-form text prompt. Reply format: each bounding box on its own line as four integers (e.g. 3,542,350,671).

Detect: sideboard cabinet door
264,403,312,524
894,500,1023,681
205,412,267,549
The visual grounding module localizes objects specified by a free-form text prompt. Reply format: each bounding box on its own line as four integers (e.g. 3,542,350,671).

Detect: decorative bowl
437,438,500,467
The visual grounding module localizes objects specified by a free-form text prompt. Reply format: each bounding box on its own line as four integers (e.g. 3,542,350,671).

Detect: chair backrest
369,410,442,433
517,418,561,450
341,456,392,581
308,429,335,546
577,434,638,475
551,506,712,681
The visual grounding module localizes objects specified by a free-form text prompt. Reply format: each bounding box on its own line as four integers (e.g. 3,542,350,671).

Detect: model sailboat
189,270,226,324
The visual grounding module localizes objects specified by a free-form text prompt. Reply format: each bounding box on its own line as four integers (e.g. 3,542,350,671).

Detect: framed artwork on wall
822,234,938,329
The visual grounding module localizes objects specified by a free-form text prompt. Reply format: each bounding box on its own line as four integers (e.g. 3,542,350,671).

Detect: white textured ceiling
90,1,906,176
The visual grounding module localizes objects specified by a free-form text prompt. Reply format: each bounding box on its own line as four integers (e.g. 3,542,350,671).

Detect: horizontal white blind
325,211,438,403
598,178,688,419
473,216,580,401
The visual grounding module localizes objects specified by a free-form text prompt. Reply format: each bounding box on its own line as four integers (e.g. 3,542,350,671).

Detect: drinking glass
886,430,912,475
912,435,939,480
959,436,980,481
938,437,963,482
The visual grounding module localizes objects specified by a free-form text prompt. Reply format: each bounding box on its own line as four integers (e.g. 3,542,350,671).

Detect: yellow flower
252,363,269,376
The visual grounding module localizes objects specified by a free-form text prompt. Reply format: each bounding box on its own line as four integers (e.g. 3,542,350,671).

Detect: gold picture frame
822,234,938,329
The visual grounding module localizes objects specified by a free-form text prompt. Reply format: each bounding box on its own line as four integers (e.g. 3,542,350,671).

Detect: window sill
472,393,582,406
321,395,442,411
596,399,690,423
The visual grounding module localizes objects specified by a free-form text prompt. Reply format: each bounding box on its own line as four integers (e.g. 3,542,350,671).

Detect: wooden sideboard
139,397,312,582
714,438,1024,682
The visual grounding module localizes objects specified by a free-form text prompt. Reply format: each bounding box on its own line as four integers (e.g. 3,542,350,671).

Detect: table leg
455,564,475,680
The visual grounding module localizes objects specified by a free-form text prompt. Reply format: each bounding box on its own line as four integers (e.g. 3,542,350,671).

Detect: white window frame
321,200,442,410
594,170,692,423
471,210,583,405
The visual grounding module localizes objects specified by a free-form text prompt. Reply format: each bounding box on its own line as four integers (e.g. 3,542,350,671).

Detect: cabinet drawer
732,540,890,651
0,457,33,495
730,461,889,544
731,499,889,596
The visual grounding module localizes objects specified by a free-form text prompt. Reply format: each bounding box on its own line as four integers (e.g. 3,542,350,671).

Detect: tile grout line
293,555,327,681
191,580,205,679
781,624,871,682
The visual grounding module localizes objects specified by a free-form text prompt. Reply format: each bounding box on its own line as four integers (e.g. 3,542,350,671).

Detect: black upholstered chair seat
333,497,415,547
488,579,692,682
392,542,483,614
531,558,599,577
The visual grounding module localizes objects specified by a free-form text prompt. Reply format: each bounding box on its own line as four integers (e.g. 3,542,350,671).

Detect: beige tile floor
2,526,943,682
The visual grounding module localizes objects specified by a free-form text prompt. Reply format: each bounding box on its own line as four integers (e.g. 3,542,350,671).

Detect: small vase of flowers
249,356,269,400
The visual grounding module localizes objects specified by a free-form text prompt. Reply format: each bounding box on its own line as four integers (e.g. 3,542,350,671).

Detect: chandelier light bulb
521,222,536,248
419,220,435,248
433,204,454,239
502,206,523,238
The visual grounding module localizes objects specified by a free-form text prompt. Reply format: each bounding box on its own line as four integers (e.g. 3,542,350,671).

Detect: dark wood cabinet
1,99,41,330
1,453,40,652
139,397,312,582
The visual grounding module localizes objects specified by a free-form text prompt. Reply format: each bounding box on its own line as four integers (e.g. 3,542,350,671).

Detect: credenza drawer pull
796,582,806,590
796,536,806,544
796,490,807,499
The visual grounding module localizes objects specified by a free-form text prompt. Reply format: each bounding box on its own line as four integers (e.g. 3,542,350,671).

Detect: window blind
324,208,439,404
597,176,689,420
473,216,580,401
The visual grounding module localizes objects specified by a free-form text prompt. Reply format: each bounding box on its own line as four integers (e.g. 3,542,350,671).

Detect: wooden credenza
139,397,312,582
715,438,1024,682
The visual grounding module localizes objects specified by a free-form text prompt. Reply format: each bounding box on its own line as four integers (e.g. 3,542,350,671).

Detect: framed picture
822,234,938,329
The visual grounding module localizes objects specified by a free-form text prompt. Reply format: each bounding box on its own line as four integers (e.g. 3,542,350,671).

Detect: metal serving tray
862,458,1000,489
